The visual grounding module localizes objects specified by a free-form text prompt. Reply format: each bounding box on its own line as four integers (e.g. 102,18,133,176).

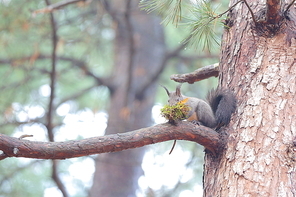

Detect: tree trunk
204,1,296,196
89,1,165,196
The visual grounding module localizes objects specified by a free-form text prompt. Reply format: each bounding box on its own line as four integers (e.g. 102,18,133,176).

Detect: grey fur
162,84,236,129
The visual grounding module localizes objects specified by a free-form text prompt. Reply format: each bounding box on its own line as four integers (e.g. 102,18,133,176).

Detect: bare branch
18,135,34,140
242,0,257,24
135,44,185,98
56,85,95,108
219,0,244,17
284,0,296,16
52,160,69,197
0,122,221,160
45,0,58,142
0,55,110,87
33,0,91,14
170,63,219,84
54,56,110,86
0,160,42,188
136,46,218,97
43,2,68,196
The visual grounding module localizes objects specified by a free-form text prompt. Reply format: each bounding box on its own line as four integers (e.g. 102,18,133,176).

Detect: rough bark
203,0,296,196
89,1,166,196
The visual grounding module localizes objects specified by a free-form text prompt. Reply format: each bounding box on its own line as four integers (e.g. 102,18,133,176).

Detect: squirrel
162,84,237,129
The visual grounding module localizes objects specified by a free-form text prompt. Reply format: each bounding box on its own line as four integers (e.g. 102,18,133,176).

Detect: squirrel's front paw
190,120,201,125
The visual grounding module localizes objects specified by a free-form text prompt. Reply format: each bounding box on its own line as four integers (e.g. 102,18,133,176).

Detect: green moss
160,102,190,122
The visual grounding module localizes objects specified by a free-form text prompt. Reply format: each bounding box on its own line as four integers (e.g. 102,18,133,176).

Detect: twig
284,0,296,16
191,0,245,27
182,0,244,48
18,134,33,140
33,0,90,14
0,160,41,188
216,0,244,18
136,44,218,97
0,55,109,87
169,140,177,154
56,86,95,108
52,160,69,197
136,42,186,99
242,0,257,24
0,122,221,160
55,56,109,86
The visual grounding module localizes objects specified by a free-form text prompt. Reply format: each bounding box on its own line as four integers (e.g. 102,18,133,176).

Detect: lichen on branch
160,99,190,122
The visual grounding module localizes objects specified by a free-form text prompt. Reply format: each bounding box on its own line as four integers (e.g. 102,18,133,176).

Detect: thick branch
0,122,220,160
170,63,219,84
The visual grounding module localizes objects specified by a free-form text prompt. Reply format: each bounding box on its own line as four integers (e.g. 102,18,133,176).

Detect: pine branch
140,0,183,26
141,0,245,50
0,122,221,160
184,0,231,50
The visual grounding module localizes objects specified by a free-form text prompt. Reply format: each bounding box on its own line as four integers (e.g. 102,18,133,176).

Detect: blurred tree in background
0,0,222,196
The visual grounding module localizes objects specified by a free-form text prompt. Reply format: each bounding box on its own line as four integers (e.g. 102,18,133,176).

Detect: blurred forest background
0,0,227,196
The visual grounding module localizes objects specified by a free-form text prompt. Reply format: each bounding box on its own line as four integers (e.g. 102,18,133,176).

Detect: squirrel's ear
160,85,170,96
176,84,182,96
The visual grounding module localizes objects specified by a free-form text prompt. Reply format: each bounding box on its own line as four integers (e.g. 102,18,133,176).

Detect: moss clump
160,102,190,122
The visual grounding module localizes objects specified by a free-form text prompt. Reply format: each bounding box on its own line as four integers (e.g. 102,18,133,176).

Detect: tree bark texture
203,0,296,196
89,1,165,197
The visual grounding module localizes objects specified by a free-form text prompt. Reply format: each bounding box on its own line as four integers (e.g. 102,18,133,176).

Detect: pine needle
183,0,222,51
140,0,241,51
140,0,183,27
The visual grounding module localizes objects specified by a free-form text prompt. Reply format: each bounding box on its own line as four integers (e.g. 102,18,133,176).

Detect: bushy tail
207,88,237,128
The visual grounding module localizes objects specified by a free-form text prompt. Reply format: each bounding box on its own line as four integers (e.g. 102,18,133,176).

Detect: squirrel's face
168,92,184,106
161,84,184,106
